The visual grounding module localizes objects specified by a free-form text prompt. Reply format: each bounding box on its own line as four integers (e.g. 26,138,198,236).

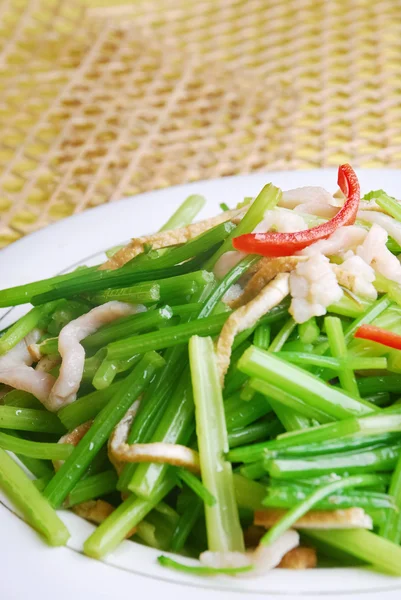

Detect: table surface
0,0,400,247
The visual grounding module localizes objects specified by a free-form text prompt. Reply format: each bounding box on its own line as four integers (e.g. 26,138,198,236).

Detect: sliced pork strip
358,210,401,247
299,225,367,257
101,208,245,271
230,256,305,309
280,186,338,212
357,224,401,285
255,507,373,530
277,547,317,570
72,500,137,537
200,530,300,577
0,332,56,409
289,254,343,324
216,273,290,384
333,256,377,300
49,302,139,411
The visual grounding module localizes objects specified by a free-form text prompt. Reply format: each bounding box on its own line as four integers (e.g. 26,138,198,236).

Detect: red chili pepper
232,164,360,257
354,325,401,351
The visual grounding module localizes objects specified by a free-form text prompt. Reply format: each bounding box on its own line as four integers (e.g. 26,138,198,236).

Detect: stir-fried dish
2,165,401,576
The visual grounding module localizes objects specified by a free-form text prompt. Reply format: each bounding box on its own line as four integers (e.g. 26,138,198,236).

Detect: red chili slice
232,164,360,257
354,324,401,351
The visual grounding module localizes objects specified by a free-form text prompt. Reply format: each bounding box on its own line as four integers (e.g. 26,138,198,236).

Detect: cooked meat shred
101,208,245,271
48,302,139,411
255,507,373,530
277,547,317,570
216,273,290,384
0,332,56,409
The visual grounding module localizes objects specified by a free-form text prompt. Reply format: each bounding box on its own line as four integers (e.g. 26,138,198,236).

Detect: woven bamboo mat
1,0,401,248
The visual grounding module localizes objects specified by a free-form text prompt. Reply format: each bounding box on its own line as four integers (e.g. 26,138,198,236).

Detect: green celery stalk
198,255,259,318
227,418,281,448
264,481,395,512
298,318,320,344
274,351,387,372
0,432,73,460
106,313,229,360
65,470,118,507
170,496,203,552
58,380,124,430
265,443,401,480
189,336,244,552
253,324,271,350
0,302,57,355
0,406,65,434
343,295,392,342
261,474,381,545
204,183,282,270
0,448,69,546
83,307,173,351
239,346,378,420
44,352,165,507
175,467,216,507
84,475,174,558
127,368,194,497
159,195,206,231
268,398,313,432
305,529,401,576
250,378,334,424
268,318,296,352
364,189,401,222
379,452,401,543
232,473,266,511
358,374,401,396
3,390,42,409
158,556,252,576
325,316,359,397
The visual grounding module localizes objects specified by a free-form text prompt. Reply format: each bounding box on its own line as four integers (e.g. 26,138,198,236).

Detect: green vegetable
261,474,382,545
268,318,296,352
44,352,165,507
204,183,281,270
159,195,206,231
65,470,118,507
325,316,359,397
0,302,58,355
265,443,401,480
158,555,252,576
84,475,175,558
239,346,378,420
170,496,203,552
0,431,73,460
189,336,244,552
107,313,229,361
306,529,401,576
0,406,65,434
175,468,216,507
0,448,69,546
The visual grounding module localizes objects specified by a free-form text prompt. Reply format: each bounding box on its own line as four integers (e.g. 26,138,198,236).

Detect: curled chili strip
233,164,360,257
354,325,401,351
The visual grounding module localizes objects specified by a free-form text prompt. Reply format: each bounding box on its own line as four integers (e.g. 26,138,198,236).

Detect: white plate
1,169,401,600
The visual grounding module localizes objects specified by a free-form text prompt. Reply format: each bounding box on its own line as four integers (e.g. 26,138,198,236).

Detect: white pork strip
358,210,401,248
49,301,140,411
280,187,339,217
200,530,300,577
101,207,245,271
0,331,56,409
357,224,401,285
216,273,290,384
299,226,367,257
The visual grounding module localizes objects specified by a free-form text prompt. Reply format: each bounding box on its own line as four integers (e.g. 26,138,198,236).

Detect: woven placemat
1,0,401,247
